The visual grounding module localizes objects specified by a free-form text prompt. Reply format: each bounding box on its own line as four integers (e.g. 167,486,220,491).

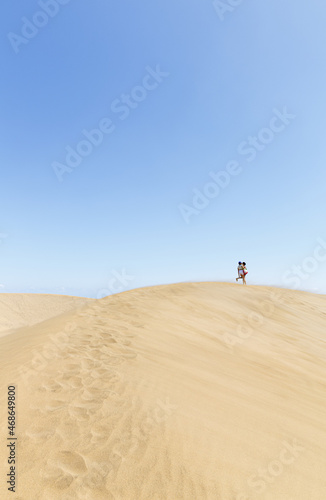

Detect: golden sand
0,283,325,499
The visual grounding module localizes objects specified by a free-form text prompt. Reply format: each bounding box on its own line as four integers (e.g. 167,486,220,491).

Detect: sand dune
0,283,325,499
0,293,92,335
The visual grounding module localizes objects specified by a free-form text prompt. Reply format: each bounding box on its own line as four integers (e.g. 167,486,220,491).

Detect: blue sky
1,0,326,297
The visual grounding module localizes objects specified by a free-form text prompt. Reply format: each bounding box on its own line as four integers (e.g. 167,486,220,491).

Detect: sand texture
0,282,325,499
0,294,92,335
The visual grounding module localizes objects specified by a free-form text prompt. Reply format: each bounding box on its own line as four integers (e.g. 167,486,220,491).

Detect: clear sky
1,0,326,297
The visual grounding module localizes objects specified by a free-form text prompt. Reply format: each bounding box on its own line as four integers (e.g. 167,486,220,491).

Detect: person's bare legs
243,275,246,285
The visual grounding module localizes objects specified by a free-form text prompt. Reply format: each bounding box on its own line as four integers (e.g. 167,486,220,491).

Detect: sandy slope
0,283,325,500
0,294,92,335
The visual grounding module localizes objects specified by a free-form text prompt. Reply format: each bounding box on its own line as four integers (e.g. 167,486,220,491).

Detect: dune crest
0,283,325,499
0,293,92,335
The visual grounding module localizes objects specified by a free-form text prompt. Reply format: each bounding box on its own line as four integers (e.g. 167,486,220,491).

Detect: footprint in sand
28,397,63,412
91,367,122,382
82,462,110,489
40,381,63,393
90,424,113,444
56,421,81,441
79,386,101,399
65,376,83,389
42,451,88,491
82,374,101,387
73,332,93,341
68,405,90,421
105,337,118,344
80,358,102,370
25,427,56,442
104,344,137,357
53,450,87,475
53,474,74,490
62,362,81,373
41,464,74,491
106,334,132,347
102,355,125,366
43,400,68,412
73,395,103,413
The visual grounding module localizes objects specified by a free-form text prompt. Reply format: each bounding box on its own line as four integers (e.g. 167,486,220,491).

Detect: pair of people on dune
236,261,248,285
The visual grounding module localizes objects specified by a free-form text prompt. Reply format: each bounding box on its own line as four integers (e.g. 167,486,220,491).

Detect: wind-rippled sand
0,283,325,499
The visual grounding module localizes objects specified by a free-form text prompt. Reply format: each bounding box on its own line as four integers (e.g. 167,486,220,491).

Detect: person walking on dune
236,261,248,285
236,261,243,282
